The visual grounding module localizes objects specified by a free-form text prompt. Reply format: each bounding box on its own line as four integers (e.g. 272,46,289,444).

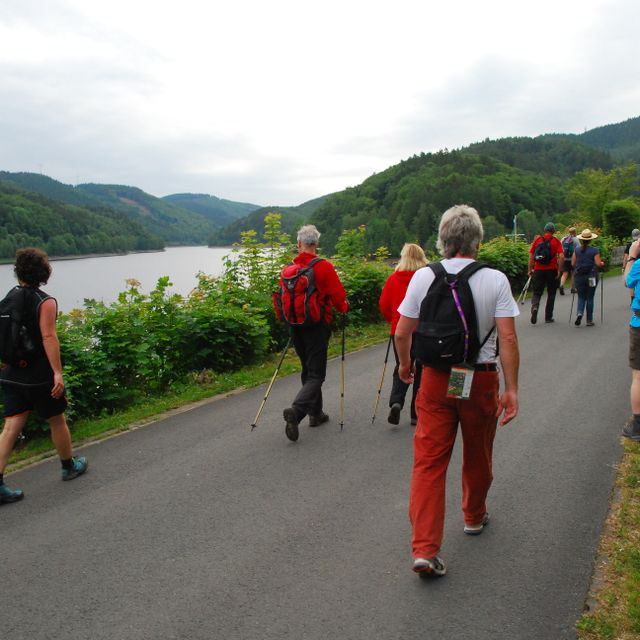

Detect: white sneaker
464,513,490,535
412,556,447,577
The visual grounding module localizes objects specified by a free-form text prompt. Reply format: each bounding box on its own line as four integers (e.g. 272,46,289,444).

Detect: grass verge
576,439,640,639
6,322,389,471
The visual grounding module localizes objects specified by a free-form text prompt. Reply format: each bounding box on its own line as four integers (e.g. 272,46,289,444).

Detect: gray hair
436,205,484,259
297,224,321,246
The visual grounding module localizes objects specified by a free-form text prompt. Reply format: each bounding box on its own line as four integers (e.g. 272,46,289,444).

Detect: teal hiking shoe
0,482,24,504
62,456,88,481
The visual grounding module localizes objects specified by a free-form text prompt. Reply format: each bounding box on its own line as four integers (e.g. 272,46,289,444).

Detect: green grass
6,322,389,471
577,441,640,639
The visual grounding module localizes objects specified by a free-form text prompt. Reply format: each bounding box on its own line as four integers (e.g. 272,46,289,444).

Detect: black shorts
630,327,640,371
1,383,67,419
561,259,573,273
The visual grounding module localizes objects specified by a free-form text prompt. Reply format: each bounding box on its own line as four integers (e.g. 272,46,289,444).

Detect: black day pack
0,287,40,366
413,262,493,368
534,238,553,264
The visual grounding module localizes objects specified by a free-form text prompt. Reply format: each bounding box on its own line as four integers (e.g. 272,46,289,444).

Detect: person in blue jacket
623,238,640,440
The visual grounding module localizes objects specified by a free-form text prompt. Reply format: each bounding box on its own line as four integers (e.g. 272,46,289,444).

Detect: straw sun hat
577,229,598,241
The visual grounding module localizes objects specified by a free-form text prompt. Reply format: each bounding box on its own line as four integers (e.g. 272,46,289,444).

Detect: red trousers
409,367,499,558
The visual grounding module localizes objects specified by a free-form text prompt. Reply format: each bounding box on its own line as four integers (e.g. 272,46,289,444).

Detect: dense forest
0,181,163,259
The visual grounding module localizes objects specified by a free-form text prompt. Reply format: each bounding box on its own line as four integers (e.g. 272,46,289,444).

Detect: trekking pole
569,290,575,324
372,335,393,424
340,315,346,431
517,276,531,305
250,337,291,430
600,271,604,324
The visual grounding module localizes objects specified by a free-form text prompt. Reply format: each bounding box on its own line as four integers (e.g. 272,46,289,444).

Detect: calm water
0,246,232,312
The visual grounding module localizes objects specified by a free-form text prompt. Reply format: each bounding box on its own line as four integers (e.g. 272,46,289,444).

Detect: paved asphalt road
1,279,631,640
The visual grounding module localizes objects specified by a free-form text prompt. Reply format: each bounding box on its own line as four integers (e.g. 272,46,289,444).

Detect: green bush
603,199,640,240
338,261,390,324
478,237,530,291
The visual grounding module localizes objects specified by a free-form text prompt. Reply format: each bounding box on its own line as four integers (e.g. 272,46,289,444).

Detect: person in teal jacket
623,238,640,440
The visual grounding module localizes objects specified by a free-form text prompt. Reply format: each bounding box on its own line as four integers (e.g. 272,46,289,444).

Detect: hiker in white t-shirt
394,204,520,578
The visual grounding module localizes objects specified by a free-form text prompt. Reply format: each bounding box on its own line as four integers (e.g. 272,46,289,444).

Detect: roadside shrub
478,237,530,291
338,261,390,324
603,199,640,240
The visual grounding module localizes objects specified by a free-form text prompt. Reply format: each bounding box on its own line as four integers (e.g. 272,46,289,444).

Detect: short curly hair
14,247,52,287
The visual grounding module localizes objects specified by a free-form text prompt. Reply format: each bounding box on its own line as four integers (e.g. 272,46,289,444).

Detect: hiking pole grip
250,337,291,430
372,335,393,424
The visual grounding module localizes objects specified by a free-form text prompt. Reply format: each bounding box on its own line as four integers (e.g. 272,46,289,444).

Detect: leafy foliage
603,199,640,240
477,238,530,290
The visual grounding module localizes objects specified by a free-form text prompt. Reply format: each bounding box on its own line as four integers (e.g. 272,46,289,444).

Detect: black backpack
413,262,494,368
534,238,553,264
0,287,40,366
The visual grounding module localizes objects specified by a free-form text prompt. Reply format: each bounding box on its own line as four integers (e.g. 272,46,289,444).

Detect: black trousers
291,323,331,422
389,335,422,421
531,269,559,321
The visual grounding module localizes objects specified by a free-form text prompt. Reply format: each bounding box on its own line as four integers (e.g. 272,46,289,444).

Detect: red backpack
273,258,325,326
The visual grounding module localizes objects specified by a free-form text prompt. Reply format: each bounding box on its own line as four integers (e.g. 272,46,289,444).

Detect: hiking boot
464,513,490,535
574,314,582,326
411,417,417,426
559,287,565,296
412,556,447,578
308,412,329,427
0,483,24,504
622,418,640,442
545,318,554,323
61,456,88,481
388,403,401,425
283,408,299,442
570,288,577,294
531,308,538,325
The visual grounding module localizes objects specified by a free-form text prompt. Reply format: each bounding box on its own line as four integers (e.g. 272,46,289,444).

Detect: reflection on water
0,246,232,312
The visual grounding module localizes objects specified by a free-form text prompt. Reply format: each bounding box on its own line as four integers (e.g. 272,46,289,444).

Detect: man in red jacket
528,222,564,324
279,225,348,442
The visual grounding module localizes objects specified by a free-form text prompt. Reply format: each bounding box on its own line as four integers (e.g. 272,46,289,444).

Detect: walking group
2,205,637,583
527,223,605,327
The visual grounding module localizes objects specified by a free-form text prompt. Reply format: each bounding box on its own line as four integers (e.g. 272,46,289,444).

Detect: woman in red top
379,243,428,426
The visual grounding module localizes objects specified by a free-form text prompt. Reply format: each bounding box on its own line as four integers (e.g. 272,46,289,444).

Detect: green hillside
310,150,569,254
0,173,219,245
576,115,640,164
208,195,330,246
75,183,216,244
162,193,261,227
0,180,163,260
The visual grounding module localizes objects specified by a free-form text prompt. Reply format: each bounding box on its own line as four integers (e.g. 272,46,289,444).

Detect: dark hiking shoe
622,419,640,442
0,483,24,504
545,318,554,323
413,556,446,578
411,417,417,426
574,314,582,326
62,456,88,481
308,412,329,427
283,408,299,442
559,287,565,295
531,308,538,324
464,512,490,535
570,288,577,294
388,403,401,425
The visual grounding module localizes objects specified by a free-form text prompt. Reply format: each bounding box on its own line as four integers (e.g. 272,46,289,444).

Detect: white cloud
0,0,637,205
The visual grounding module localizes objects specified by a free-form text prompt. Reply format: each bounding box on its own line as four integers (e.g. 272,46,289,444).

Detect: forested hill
310,148,573,254
162,193,261,227
208,194,330,246
574,115,640,164
0,173,219,245
0,180,163,259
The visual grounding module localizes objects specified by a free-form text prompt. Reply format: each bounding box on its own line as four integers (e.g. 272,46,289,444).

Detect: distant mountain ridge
208,194,331,246
162,193,262,227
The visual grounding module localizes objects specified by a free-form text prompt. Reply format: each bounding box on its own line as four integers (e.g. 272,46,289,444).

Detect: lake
0,246,233,312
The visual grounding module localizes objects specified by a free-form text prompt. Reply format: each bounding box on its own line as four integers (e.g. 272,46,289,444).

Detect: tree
603,199,640,240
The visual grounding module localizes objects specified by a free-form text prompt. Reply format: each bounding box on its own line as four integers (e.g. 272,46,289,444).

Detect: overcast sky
1,0,638,206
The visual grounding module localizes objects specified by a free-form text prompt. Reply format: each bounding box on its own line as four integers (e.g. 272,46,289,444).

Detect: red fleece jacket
378,270,416,335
